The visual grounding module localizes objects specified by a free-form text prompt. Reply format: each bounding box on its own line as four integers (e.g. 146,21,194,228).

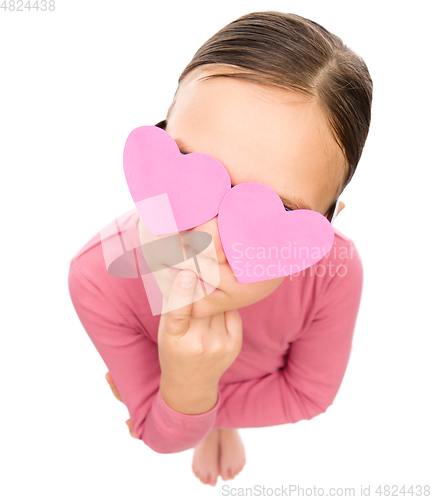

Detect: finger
105,372,123,403
209,311,226,332
224,309,243,345
161,270,197,337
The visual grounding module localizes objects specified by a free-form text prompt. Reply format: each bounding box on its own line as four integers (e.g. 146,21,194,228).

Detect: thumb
161,270,197,337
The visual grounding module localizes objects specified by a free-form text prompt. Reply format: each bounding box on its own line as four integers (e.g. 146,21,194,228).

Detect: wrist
159,374,219,415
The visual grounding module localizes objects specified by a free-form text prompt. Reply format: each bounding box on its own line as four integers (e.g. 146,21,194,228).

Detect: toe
194,469,206,484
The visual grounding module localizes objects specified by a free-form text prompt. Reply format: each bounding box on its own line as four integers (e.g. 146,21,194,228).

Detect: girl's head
138,11,373,318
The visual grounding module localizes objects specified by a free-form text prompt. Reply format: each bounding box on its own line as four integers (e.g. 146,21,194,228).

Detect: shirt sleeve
214,246,364,429
68,258,221,454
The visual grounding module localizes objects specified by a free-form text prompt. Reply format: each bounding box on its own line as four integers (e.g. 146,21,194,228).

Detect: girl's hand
158,270,243,414
105,372,137,439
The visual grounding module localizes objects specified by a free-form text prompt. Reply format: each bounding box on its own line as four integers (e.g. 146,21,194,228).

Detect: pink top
68,207,363,454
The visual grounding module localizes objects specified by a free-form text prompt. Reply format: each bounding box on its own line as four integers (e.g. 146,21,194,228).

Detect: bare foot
218,428,246,481
191,428,220,486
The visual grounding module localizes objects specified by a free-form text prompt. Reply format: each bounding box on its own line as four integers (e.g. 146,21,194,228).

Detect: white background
1,0,431,499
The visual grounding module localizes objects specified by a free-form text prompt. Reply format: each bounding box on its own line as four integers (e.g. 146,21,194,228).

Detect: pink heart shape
123,126,231,235
218,183,334,284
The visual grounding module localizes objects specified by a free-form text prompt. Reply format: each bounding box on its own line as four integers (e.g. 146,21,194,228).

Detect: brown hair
156,11,373,221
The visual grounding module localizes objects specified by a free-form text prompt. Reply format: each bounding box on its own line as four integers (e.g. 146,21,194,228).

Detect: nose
181,216,226,265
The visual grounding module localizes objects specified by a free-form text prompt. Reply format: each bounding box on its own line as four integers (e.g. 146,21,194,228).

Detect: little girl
68,11,372,487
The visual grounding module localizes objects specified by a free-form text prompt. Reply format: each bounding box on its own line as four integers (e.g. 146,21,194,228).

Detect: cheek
253,276,285,296
228,276,284,306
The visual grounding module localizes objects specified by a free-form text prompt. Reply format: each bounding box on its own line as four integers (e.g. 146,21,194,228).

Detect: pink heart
218,183,334,284
123,126,231,234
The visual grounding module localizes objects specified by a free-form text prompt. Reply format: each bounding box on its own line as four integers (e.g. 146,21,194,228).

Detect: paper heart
218,183,334,284
123,125,231,235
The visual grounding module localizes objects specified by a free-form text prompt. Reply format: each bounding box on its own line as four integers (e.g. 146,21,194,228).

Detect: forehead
166,67,347,214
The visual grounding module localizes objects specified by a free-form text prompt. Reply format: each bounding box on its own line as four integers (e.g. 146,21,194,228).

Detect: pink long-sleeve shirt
68,207,363,453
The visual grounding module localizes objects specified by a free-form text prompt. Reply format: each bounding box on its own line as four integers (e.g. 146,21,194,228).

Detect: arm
213,246,364,429
68,258,221,453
